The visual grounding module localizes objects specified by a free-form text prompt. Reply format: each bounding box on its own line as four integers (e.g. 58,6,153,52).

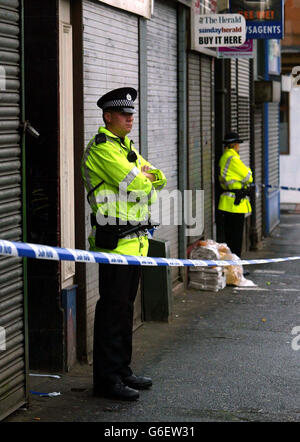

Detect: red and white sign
217,39,254,58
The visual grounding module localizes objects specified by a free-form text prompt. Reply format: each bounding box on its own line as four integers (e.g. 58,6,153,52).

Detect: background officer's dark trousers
93,263,141,387
223,211,245,258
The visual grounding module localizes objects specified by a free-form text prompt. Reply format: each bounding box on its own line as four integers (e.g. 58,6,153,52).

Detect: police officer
218,131,253,258
81,87,166,401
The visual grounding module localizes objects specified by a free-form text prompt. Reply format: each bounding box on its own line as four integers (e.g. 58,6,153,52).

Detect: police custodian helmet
222,131,244,144
97,87,137,114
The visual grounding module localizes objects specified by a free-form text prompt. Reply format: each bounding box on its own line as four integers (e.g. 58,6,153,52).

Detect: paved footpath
5,213,300,422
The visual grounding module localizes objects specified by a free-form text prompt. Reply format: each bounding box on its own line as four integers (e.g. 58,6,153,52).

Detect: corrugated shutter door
82,1,140,354
266,102,280,232
237,59,250,166
201,55,213,239
82,0,139,145
268,103,279,189
0,0,26,420
146,0,178,283
225,59,250,166
229,59,238,132
188,53,201,245
254,105,263,242
188,53,213,242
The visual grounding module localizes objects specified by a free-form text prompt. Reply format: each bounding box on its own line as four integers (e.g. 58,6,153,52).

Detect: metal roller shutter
268,103,279,189
0,0,27,420
201,55,213,239
146,0,178,283
254,105,264,243
224,58,252,250
188,52,201,245
188,53,213,242
237,59,250,166
225,59,250,166
82,0,139,146
266,102,280,232
228,59,238,132
82,0,140,354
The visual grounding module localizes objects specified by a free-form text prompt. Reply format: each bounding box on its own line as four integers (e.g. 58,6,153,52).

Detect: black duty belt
229,188,252,206
90,213,159,249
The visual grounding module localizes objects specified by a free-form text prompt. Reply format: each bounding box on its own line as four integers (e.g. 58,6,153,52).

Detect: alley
5,213,300,423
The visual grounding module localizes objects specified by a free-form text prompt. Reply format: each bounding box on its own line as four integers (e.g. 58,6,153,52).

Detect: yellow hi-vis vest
81,127,167,256
218,148,253,214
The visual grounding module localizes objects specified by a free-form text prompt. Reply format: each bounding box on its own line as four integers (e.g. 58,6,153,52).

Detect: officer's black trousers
93,263,141,387
223,211,245,258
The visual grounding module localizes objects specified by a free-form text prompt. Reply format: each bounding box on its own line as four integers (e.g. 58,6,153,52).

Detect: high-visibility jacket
81,127,167,256
218,148,253,214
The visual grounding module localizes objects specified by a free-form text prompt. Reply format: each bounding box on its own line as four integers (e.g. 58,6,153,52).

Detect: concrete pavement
5,213,300,422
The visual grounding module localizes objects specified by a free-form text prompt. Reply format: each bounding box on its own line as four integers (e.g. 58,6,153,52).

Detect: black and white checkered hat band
102,99,134,110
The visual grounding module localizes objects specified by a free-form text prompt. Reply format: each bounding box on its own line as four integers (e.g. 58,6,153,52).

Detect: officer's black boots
94,382,139,401
123,374,153,390
93,374,152,400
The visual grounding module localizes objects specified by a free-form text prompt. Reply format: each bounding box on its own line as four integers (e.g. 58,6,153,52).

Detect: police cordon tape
1,239,300,268
257,183,300,192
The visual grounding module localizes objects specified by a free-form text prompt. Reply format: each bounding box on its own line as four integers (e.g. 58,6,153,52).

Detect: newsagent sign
192,13,246,49
229,0,284,39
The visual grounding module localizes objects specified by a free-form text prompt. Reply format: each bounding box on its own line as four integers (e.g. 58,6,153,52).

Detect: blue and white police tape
1,239,300,267
259,184,300,192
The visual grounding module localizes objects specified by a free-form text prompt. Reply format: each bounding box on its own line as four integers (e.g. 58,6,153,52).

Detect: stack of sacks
189,266,226,292
217,244,255,287
221,253,244,286
189,240,226,292
188,239,256,288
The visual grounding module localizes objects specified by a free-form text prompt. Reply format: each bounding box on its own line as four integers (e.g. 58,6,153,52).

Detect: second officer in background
218,131,253,258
